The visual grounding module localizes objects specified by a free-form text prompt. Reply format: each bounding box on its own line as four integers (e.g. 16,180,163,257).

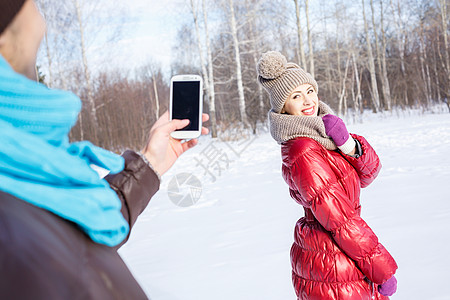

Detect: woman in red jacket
257,51,398,299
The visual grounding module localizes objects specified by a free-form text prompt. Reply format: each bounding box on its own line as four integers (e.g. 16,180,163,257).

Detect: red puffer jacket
281,134,397,300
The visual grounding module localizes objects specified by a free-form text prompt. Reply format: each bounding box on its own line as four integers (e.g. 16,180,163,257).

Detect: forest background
35,0,450,151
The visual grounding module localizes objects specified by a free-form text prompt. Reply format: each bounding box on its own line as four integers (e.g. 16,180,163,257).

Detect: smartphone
169,74,203,139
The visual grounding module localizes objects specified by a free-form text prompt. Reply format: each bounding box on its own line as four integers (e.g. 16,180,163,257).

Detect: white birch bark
438,0,450,98
380,0,392,111
338,54,351,116
228,0,248,127
202,0,217,137
39,0,53,87
246,0,265,117
294,0,307,70
370,0,382,83
432,41,442,104
419,22,432,107
151,72,160,120
190,0,209,96
305,0,314,77
73,0,98,141
362,0,381,112
370,0,387,110
190,0,218,137
352,52,362,116
335,15,342,104
390,0,408,106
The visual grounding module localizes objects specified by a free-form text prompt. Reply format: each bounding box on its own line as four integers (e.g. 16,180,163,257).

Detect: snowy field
119,109,450,300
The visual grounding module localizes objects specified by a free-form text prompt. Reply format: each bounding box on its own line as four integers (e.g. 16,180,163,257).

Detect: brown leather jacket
0,150,160,300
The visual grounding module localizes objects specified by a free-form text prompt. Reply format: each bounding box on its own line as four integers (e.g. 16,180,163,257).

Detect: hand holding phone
169,75,203,139
141,111,209,176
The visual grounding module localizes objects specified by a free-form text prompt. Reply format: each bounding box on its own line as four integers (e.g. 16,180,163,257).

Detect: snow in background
119,109,450,300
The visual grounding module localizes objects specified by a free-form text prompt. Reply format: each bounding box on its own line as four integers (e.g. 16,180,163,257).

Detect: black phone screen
172,81,200,131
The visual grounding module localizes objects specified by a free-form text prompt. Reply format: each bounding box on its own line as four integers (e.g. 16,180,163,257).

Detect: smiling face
281,83,319,117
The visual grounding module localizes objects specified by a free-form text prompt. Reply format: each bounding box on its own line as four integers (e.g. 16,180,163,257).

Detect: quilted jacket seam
355,242,380,264
329,213,359,235
307,171,355,211
293,274,367,285
294,243,342,255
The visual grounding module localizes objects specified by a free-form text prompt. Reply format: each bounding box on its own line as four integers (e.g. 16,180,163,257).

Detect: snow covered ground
119,109,450,300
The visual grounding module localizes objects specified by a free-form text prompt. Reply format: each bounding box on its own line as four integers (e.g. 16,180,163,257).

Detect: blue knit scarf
0,55,129,247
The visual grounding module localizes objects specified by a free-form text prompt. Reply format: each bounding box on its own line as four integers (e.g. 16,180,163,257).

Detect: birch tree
418,9,432,107
437,0,449,103
351,51,363,118
370,0,391,110
379,0,392,110
138,62,165,139
202,0,218,137
338,54,351,116
245,0,266,118
36,0,78,89
362,0,381,112
305,0,314,77
39,0,53,87
190,0,218,137
294,0,307,70
228,0,249,127
321,5,334,103
390,0,408,106
73,0,98,143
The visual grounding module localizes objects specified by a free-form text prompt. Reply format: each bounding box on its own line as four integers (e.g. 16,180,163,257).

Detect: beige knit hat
257,51,318,114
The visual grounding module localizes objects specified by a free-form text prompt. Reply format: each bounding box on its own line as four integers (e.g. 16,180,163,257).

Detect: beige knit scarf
268,101,337,150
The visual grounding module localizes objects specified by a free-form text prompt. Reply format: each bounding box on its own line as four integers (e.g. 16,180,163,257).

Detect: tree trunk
335,30,342,108
228,0,248,127
39,1,53,87
439,0,450,84
151,73,160,120
74,0,98,143
190,0,217,137
322,14,333,101
202,0,217,138
370,0,384,109
305,0,314,77
432,31,442,105
419,21,432,108
379,0,392,111
43,32,53,87
362,0,380,113
294,0,307,70
246,0,265,119
352,52,362,116
338,54,351,116
438,0,450,109
390,0,408,107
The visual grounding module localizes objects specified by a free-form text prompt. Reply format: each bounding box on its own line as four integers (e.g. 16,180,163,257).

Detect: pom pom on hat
257,51,287,80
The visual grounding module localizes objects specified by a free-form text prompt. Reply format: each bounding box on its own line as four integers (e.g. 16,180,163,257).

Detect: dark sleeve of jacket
105,150,160,248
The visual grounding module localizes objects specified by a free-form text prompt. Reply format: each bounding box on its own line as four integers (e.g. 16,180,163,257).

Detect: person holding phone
0,1,208,299
257,51,398,299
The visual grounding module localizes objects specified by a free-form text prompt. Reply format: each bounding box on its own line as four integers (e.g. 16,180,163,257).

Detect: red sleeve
343,134,381,188
290,141,397,284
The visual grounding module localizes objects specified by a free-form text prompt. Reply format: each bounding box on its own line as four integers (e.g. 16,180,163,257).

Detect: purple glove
322,114,355,154
378,276,397,297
